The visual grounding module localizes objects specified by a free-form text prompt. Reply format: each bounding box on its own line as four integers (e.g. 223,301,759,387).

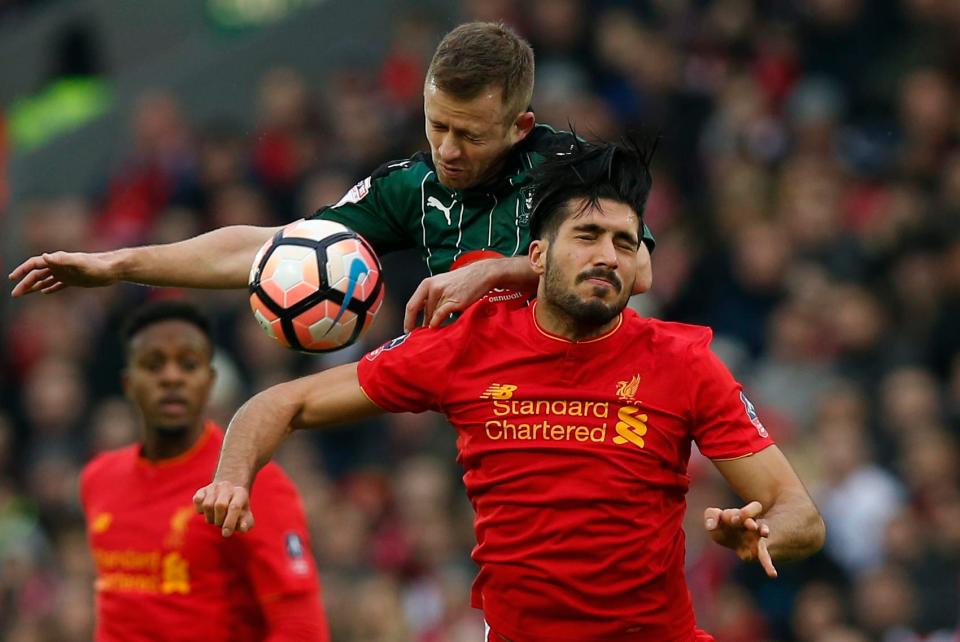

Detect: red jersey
359,299,774,642
80,422,325,642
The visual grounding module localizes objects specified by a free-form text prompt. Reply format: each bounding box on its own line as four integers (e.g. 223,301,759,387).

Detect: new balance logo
480,384,518,400
427,195,456,225
613,406,647,449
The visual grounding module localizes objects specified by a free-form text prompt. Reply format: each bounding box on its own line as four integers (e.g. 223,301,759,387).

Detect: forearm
215,364,379,488
762,488,826,561
214,385,300,489
111,225,280,288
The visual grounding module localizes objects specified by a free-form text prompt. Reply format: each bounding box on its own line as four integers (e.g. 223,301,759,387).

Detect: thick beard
543,262,622,329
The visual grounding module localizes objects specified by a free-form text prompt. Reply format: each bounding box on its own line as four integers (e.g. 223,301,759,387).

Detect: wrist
107,247,136,282
484,256,536,292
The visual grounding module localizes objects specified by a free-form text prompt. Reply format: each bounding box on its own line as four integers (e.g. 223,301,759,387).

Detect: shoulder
369,152,434,184
442,295,528,345
519,124,578,156
624,312,715,357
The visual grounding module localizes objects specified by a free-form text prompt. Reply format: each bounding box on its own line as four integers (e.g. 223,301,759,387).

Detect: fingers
8,255,46,281
10,259,50,297
403,282,430,333
704,507,722,531
193,487,208,513
422,286,444,328
41,282,67,295
429,298,462,328
221,492,251,537
757,535,778,578
193,482,251,537
740,501,763,519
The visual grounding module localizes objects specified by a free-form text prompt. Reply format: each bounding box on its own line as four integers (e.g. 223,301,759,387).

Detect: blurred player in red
195,139,825,642
80,300,328,641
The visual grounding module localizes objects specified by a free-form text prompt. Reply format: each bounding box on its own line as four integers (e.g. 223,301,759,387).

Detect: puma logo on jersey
427,196,456,225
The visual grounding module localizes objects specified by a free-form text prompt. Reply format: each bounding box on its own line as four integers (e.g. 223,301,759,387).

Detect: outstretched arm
706,445,825,578
403,242,652,331
193,362,382,536
9,224,281,296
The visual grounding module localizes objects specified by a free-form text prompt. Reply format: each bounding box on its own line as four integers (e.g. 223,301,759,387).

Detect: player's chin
148,408,195,431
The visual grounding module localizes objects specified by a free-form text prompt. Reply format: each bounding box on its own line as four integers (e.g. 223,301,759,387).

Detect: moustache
576,269,622,291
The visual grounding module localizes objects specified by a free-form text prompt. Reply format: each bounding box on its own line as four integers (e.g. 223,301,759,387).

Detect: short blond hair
427,22,535,123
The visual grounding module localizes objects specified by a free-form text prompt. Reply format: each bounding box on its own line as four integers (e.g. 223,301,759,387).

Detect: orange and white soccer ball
248,219,385,352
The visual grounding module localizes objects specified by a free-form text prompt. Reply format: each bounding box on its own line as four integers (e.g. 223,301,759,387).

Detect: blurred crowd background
3,0,960,640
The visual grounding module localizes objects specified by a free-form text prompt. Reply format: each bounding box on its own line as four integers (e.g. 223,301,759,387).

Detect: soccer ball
248,219,384,353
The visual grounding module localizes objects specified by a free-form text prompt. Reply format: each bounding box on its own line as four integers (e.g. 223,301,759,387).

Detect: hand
631,242,652,295
193,481,255,537
9,251,118,297
403,259,499,332
704,500,777,578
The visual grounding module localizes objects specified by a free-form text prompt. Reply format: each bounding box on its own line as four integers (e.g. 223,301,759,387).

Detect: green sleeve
310,161,420,255
642,223,656,253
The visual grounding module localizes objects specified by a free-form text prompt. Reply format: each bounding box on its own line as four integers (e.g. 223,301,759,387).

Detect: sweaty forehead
129,319,210,357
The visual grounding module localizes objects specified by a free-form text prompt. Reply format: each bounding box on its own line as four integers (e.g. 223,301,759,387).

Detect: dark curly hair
529,134,656,243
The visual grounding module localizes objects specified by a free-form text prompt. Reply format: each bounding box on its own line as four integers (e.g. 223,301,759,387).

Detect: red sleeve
357,313,471,413
236,464,322,603
261,592,329,642
688,328,775,460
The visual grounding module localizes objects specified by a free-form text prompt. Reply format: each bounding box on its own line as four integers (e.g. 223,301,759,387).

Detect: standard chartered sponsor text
486,399,611,442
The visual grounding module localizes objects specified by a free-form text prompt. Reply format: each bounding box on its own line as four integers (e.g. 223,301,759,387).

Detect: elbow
809,511,826,555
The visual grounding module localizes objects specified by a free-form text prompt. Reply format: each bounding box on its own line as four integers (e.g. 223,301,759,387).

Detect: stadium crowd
3,0,960,640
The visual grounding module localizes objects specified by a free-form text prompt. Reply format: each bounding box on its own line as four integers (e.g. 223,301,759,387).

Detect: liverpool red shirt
80,422,323,642
359,299,774,642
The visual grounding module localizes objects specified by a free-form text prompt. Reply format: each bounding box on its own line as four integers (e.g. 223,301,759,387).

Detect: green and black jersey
313,124,655,275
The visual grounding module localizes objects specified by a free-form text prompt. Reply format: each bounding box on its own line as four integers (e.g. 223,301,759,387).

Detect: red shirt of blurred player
359,199,774,641
80,303,328,642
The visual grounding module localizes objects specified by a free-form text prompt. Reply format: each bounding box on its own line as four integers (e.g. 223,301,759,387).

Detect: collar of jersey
529,300,624,344
136,420,216,468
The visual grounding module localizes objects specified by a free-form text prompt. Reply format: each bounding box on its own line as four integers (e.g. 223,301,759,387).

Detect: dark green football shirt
314,124,655,275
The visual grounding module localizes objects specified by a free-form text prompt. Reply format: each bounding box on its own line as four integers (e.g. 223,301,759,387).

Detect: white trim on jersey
486,194,497,249
420,171,435,275
452,200,466,261
513,199,521,256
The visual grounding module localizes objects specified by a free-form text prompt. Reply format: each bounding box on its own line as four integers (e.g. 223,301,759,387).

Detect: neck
141,419,206,461
534,299,621,342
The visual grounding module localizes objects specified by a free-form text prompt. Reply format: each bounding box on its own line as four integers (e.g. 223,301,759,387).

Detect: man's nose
439,134,462,161
158,363,185,384
594,237,619,267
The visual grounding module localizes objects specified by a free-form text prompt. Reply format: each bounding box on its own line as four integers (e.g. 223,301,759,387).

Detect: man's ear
511,111,535,144
529,239,547,276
